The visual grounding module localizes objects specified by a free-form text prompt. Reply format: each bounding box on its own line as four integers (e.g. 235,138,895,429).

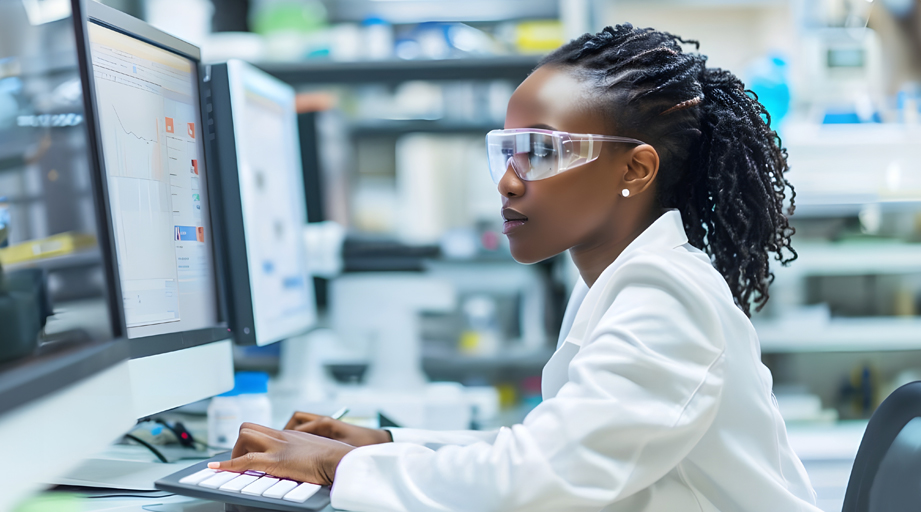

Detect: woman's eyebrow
529,123,557,130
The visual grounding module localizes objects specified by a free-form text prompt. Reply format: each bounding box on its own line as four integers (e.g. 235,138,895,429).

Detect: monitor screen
224,61,316,345
87,22,219,339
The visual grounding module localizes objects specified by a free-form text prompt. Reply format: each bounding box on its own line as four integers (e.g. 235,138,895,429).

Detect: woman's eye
531,143,554,158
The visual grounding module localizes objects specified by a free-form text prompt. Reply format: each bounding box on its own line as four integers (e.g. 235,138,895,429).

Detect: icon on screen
196,226,204,242
191,159,198,175
187,122,195,139
165,117,174,133
175,226,196,241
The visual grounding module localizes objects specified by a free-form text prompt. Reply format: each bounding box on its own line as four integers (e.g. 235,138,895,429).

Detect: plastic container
206,372,272,449
235,371,272,427
207,393,242,449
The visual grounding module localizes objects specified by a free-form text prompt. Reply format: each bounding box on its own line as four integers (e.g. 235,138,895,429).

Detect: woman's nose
497,160,525,198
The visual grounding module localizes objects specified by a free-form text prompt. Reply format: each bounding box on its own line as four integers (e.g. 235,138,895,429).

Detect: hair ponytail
540,25,797,316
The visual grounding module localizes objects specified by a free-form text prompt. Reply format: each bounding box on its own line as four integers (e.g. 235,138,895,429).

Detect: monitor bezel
209,60,316,346
78,1,230,358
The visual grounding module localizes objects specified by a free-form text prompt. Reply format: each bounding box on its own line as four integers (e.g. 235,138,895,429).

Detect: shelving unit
256,55,540,86
755,241,921,352
772,242,921,278
2,249,102,273
783,123,921,216
757,317,921,353
350,120,501,137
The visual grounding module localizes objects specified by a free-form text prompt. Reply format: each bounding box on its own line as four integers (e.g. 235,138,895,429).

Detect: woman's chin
509,241,557,265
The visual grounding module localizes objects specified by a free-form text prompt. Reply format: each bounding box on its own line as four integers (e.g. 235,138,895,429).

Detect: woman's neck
570,208,665,287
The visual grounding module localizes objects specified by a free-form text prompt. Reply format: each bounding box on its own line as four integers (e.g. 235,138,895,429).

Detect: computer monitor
82,1,233,418
208,60,317,346
0,0,135,508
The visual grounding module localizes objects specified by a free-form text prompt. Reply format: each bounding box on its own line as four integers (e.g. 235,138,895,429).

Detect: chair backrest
842,381,921,512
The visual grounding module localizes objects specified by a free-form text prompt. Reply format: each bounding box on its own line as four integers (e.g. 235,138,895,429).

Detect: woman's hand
284,411,392,447
208,422,354,486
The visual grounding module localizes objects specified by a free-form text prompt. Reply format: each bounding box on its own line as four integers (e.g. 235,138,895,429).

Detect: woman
211,24,820,511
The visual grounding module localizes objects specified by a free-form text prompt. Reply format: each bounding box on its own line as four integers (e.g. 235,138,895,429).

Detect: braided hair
540,24,796,317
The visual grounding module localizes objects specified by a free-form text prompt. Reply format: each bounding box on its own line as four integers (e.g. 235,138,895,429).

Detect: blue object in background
234,371,269,395
822,109,882,124
747,53,791,128
218,371,270,397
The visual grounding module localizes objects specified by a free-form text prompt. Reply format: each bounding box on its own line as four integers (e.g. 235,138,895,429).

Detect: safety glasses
486,128,647,184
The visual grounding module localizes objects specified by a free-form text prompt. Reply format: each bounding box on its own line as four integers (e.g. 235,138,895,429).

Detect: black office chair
842,381,921,512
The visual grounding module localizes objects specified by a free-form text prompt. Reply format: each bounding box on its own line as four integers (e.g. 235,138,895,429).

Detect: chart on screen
89,22,218,337
95,71,180,328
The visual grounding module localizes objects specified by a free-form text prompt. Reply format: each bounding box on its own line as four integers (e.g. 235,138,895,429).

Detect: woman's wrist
324,445,355,485
379,428,393,443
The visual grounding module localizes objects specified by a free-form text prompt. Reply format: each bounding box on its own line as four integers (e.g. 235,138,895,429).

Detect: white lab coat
330,210,821,512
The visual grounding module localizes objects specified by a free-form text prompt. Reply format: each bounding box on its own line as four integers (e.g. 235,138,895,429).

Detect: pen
330,407,349,420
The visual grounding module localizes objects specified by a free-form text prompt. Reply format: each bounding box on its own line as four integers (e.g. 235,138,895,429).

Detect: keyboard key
219,473,260,493
262,479,298,499
179,468,218,485
199,471,240,489
241,476,279,496
283,482,321,503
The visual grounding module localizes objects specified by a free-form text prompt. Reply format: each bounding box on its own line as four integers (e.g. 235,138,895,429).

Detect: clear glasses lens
487,131,566,184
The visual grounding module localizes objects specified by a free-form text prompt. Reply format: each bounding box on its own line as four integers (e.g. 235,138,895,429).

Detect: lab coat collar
563,209,689,347
623,209,689,258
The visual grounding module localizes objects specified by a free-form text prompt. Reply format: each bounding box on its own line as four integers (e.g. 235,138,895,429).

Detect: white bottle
234,371,272,427
207,394,242,449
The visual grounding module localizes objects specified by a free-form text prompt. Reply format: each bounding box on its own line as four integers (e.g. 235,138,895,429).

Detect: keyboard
155,452,331,511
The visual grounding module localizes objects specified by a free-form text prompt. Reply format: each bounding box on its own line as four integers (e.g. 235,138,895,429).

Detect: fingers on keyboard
182,468,321,503
179,468,218,485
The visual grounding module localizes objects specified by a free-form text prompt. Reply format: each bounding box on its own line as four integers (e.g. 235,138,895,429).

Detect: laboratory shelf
782,123,921,214
422,346,555,373
755,317,921,353
255,55,540,85
350,119,501,137
773,242,921,277
2,248,102,273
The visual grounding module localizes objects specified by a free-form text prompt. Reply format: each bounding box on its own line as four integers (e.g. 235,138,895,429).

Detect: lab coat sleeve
330,259,726,512
388,428,500,449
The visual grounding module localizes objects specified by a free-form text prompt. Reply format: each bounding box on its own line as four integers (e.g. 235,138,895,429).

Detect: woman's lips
503,219,527,234
502,208,528,234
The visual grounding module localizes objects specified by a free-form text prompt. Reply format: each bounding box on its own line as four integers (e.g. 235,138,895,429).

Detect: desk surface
72,493,338,512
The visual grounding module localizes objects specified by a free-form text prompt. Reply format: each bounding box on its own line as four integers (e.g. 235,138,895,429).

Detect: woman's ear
622,145,659,196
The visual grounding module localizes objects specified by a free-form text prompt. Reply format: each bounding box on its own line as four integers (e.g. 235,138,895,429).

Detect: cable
86,492,175,499
154,419,197,448
133,418,228,452
123,433,168,463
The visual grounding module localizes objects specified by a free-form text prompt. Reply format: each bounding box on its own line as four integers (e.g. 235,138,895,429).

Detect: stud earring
621,189,630,198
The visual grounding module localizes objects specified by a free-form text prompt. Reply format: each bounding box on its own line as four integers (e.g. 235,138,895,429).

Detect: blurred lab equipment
800,28,884,124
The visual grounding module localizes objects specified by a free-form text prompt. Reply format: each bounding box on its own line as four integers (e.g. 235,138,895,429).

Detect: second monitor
210,60,317,347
